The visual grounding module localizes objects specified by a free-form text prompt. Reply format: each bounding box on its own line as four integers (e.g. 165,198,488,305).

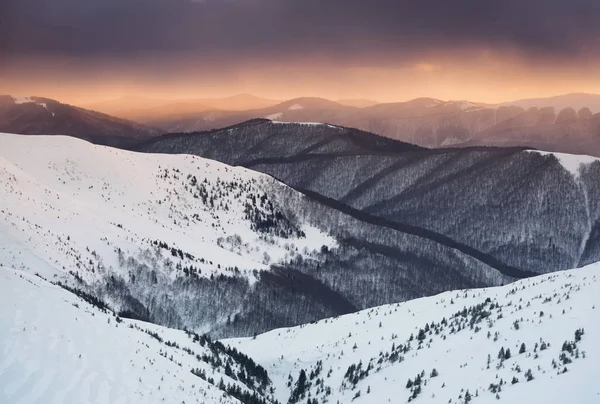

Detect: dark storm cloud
2,0,599,62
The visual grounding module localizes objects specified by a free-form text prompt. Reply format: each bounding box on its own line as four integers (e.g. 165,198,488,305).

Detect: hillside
3,259,595,404
133,95,600,157
0,268,279,404
86,94,282,122
142,98,352,133
228,263,600,404
0,95,160,147
461,113,600,157
136,120,600,275
2,132,525,338
503,93,600,113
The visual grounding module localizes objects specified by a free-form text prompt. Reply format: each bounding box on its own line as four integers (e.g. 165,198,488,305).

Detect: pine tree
519,343,526,354
525,369,534,381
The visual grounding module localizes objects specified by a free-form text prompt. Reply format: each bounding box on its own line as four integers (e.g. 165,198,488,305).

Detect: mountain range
136,120,600,275
4,121,600,340
117,93,600,157
2,110,600,403
0,132,518,339
3,92,600,157
0,95,159,147
84,94,282,122
2,246,598,404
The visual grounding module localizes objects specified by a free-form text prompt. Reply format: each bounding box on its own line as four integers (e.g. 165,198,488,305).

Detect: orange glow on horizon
2,50,600,107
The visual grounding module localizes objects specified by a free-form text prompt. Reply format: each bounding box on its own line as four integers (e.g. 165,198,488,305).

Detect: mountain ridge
0,95,160,147
2,132,521,338
135,120,600,276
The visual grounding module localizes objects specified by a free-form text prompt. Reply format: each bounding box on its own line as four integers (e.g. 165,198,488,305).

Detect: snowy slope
228,263,600,404
0,267,278,404
527,150,598,177
0,133,335,332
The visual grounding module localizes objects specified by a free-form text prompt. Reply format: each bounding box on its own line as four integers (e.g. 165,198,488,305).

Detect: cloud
1,0,598,64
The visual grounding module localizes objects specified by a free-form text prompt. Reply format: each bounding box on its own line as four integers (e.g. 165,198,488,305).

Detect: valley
2,256,598,404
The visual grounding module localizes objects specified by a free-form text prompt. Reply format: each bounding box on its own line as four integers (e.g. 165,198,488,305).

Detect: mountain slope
2,256,598,404
461,113,600,157
336,98,379,108
2,132,524,338
142,98,355,132
503,93,600,113
133,94,600,156
0,95,160,147
0,268,279,404
228,263,600,404
86,94,282,122
135,120,600,275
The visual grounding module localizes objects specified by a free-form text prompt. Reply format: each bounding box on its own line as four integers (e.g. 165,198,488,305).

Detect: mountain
2,132,531,339
228,263,600,404
142,97,352,132
132,97,498,139
336,98,380,108
85,94,281,122
503,93,600,114
199,94,282,111
0,95,160,147
136,119,600,277
460,111,600,156
82,95,173,116
0,268,279,404
3,257,597,404
133,95,600,157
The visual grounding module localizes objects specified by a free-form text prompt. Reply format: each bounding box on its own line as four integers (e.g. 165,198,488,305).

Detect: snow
458,101,479,110
527,150,598,177
271,121,340,129
2,132,599,404
2,255,598,404
11,96,55,116
202,112,218,122
265,112,283,120
2,256,597,404
0,132,336,286
444,100,480,110
288,104,304,111
424,99,444,107
12,96,34,104
227,263,600,404
0,268,257,404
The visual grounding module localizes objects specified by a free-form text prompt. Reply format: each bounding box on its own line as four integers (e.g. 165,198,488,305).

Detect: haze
2,0,600,104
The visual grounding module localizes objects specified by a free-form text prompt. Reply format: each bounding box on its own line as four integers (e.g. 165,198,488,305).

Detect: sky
1,0,599,104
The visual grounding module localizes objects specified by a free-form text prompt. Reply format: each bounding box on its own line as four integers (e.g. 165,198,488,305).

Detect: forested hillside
137,120,600,275
1,132,519,338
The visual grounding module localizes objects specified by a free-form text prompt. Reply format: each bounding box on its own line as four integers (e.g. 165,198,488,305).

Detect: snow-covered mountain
0,268,278,404
137,120,600,275
0,132,337,336
228,263,600,404
3,132,534,338
2,258,597,404
2,130,599,403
